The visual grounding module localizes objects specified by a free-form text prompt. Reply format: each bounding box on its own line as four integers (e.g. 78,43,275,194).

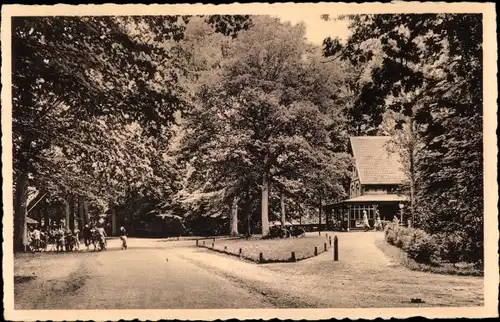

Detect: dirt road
14,233,483,309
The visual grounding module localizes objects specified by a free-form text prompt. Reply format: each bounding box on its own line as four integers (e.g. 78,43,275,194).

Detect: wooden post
259,252,264,263
314,246,318,256
291,251,296,262
239,248,242,257
324,243,327,251
334,236,339,261
196,239,199,246
329,236,332,246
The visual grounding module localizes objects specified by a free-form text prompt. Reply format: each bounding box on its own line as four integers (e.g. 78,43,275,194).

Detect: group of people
362,210,384,232
27,223,125,252
28,226,81,252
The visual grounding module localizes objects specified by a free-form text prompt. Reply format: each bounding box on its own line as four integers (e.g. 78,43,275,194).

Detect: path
14,233,483,309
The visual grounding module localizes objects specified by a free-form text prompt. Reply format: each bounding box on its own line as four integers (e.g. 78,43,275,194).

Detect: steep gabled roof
349,136,406,185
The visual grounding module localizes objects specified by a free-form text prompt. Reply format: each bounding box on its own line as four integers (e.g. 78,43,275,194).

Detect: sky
273,13,351,45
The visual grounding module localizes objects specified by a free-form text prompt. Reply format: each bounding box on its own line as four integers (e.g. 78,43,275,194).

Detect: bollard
319,231,321,236
334,236,339,261
291,251,296,262
212,242,214,248
326,233,328,238
196,239,199,246
259,252,264,263
329,236,332,246
239,248,242,257
224,246,227,251
324,243,327,251
314,246,318,256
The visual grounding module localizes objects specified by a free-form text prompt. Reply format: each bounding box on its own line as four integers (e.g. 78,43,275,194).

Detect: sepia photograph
2,2,498,321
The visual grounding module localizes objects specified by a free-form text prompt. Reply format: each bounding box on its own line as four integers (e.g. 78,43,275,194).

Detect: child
73,227,81,250
119,226,128,250
56,227,65,252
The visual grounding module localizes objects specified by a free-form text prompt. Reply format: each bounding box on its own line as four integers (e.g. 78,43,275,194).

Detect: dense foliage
324,14,483,263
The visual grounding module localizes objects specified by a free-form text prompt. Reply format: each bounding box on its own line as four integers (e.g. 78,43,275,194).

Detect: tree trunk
318,194,322,231
78,197,84,230
247,210,251,237
14,172,29,252
230,196,239,236
111,208,117,236
261,156,270,237
280,193,286,225
69,196,76,231
409,120,416,225
64,200,71,229
83,199,89,225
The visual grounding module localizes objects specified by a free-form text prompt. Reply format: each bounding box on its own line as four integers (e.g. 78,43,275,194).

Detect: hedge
384,221,483,266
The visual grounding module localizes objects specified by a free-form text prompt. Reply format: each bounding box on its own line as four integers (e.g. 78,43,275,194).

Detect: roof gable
349,136,406,185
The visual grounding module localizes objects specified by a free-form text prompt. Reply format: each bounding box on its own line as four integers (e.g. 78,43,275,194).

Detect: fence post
334,236,339,261
324,243,327,251
314,246,318,256
196,239,198,246
329,236,332,246
259,252,264,263
291,251,296,262
239,248,242,257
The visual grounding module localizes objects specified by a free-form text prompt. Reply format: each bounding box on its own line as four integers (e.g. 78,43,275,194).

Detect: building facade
326,136,408,230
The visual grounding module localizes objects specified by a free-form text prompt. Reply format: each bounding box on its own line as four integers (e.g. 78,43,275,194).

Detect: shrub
405,229,439,264
398,229,414,251
384,223,439,264
384,222,399,245
434,232,465,263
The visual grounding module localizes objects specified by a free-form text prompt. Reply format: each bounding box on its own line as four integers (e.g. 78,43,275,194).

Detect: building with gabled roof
326,136,408,230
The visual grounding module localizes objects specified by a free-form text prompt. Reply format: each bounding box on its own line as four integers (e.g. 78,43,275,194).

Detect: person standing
73,227,81,250
31,226,41,251
362,210,371,232
119,226,128,250
56,227,65,252
83,224,92,250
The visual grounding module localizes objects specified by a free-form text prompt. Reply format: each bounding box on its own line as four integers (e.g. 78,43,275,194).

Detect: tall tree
181,16,351,236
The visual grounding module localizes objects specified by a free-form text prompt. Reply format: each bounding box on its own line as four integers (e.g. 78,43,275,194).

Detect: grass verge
197,234,332,263
375,238,483,277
